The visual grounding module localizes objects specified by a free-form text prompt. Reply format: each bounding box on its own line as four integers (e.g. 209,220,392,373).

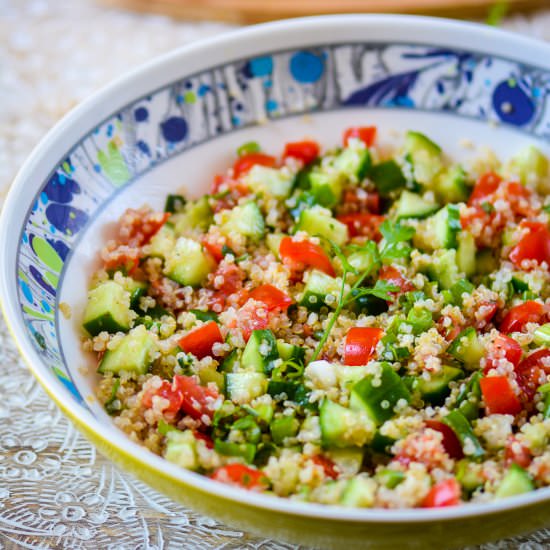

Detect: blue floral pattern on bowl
16,42,550,405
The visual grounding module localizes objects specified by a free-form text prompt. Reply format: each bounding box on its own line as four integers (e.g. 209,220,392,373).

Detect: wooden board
101,0,548,24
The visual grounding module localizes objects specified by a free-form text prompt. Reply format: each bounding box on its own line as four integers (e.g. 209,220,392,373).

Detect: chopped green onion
443,410,485,459
214,439,256,463
533,323,550,347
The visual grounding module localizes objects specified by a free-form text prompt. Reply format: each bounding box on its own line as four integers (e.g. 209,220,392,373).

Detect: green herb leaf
379,219,415,244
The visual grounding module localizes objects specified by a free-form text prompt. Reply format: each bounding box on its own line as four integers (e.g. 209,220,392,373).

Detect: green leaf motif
97,140,131,187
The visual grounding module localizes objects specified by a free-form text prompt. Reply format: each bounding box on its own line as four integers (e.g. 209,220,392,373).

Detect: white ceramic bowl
1,15,550,549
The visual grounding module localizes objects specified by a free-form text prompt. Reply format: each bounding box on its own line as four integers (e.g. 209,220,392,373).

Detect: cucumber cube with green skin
534,323,550,347
449,279,475,306
244,164,294,198
394,190,439,220
164,194,186,213
220,202,265,241
270,415,300,444
475,248,498,275
307,171,341,207
164,430,199,470
164,236,214,287
214,439,256,463
172,196,213,233
376,469,406,489
427,249,461,290
299,270,341,312
98,325,157,376
266,233,285,259
349,363,411,426
404,130,443,186
405,306,433,335
422,204,462,250
148,223,176,259
337,365,370,391
448,327,485,370
224,372,267,404
319,399,375,448
295,206,349,247
456,231,477,278
508,145,549,186
435,165,470,203
456,459,484,491
83,280,132,336
340,475,376,507
369,159,407,196
370,431,396,454
443,410,485,459
415,365,464,406
276,340,306,363
333,146,371,182
511,275,530,293
495,464,534,499
241,329,279,373
347,246,379,273
327,447,365,476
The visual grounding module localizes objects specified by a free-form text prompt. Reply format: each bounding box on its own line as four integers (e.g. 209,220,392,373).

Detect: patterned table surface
1,1,550,548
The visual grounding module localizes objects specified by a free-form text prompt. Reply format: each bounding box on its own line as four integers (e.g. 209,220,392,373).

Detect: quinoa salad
82,127,550,509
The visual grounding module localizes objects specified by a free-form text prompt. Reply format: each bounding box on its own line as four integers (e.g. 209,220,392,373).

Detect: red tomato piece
202,236,225,263
343,126,377,147
178,321,224,360
504,436,532,468
311,455,339,479
141,380,183,416
468,172,502,206
119,209,171,247
336,213,385,239
283,140,320,165
517,349,550,401
509,222,550,269
500,301,546,334
249,284,292,311
378,265,414,293
484,333,523,373
480,376,523,416
423,478,461,508
344,327,383,366
173,375,219,420
279,236,335,277
474,301,498,330
233,152,276,178
425,420,464,460
194,431,214,449
234,298,270,341
103,247,140,275
210,464,268,490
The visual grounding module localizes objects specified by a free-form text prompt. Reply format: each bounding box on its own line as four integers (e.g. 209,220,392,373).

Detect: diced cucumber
405,306,433,335
308,170,342,207
164,194,186,214
456,231,476,277
295,206,349,247
449,279,475,306
353,292,388,316
198,366,224,390
508,145,549,186
220,202,265,241
495,464,534,499
214,439,256,463
276,340,306,363
172,196,213,233
416,365,464,406
241,329,278,373
369,159,406,196
534,323,550,347
340,475,376,507
349,363,411,426
270,415,300,444
394,190,439,220
164,430,199,470
427,249,460,290
224,372,267,404
220,349,240,373
319,399,374,448
448,327,484,370
337,365,370,391
190,309,218,323
404,130,443,186
454,371,482,421
83,280,132,336
327,447,365,476
435,165,470,203
266,233,285,259
347,246,379,273
456,459,484,491
333,146,371,183
98,325,156,376
511,275,530,293
244,164,294,198
148,223,176,259
299,270,341,312
122,278,148,309
443,410,485,459
164,237,214,287
415,204,462,250
476,248,498,275
376,468,405,489
370,431,396,454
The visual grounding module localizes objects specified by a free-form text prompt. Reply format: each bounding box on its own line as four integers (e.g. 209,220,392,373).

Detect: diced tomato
337,213,385,240
424,420,464,460
118,209,171,247
249,284,292,312
103,246,140,275
311,455,339,479
480,376,522,416
178,321,224,360
235,298,270,341
141,379,183,416
509,222,550,269
343,126,377,147
422,478,461,508
474,301,498,330
233,152,276,178
517,349,550,401
468,172,502,206
504,436,532,468
484,333,523,373
500,301,546,334
210,464,268,490
279,236,335,277
208,262,245,311
344,327,383,366
460,205,489,230
173,375,219,420
378,265,414,293
194,431,214,449
202,236,225,263
283,140,320,165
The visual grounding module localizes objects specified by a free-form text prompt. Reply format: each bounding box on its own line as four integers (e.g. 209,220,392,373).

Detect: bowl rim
2,12,550,524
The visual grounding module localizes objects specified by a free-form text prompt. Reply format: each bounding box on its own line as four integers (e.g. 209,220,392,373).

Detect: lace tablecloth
2,1,550,548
